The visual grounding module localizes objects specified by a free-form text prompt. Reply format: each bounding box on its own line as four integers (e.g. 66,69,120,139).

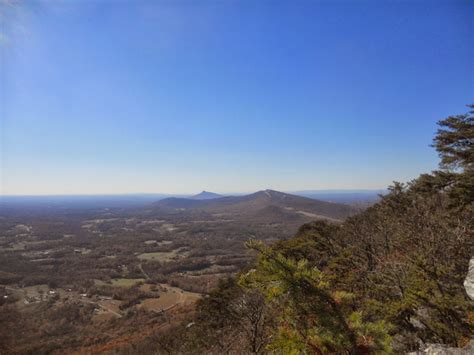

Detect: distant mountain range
190,191,224,200
0,190,381,214
152,189,355,221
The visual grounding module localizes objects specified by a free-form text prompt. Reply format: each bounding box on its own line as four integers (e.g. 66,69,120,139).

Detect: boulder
463,257,474,300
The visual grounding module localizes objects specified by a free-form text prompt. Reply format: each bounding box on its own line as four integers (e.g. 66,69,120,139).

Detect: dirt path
97,303,122,318
81,298,123,318
148,286,188,314
138,263,151,280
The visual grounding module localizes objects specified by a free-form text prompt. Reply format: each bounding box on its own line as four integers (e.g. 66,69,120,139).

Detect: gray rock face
407,258,474,354
408,340,474,354
463,257,474,300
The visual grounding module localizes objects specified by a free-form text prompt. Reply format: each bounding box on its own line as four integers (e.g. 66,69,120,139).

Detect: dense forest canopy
154,105,473,354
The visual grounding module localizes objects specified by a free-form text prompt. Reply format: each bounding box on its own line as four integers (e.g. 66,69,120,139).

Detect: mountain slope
152,189,355,221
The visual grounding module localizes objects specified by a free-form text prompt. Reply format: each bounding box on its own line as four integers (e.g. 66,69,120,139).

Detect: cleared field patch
110,278,145,287
161,223,177,232
137,249,187,262
186,264,238,276
73,247,91,255
90,299,123,321
138,284,200,312
144,240,172,245
139,219,165,226
140,293,177,311
92,311,116,322
4,242,27,251
98,299,122,314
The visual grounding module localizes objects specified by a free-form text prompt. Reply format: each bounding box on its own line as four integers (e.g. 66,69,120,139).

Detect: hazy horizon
0,188,386,197
2,0,472,195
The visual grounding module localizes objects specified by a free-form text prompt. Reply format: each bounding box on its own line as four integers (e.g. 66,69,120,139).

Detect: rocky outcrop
408,340,474,354
463,257,474,300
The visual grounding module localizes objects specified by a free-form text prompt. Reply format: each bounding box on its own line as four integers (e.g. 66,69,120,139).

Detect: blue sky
1,0,472,195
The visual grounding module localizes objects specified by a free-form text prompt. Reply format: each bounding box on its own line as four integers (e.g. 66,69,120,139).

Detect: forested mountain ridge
151,106,473,354
153,189,355,221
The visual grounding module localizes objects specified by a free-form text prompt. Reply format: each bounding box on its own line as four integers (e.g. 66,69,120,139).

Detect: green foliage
434,104,474,171
158,105,473,353
242,240,393,354
430,104,474,208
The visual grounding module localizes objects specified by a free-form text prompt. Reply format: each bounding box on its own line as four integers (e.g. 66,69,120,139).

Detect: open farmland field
137,249,188,262
111,278,145,287
138,284,200,312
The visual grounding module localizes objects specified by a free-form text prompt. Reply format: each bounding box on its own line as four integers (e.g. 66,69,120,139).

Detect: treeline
153,106,473,353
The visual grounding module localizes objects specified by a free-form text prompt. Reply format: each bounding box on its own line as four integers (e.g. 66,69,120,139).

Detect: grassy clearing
144,240,172,245
138,284,200,311
137,251,179,262
110,278,145,287
161,223,177,232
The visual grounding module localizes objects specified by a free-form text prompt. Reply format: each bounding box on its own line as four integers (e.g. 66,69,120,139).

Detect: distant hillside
152,189,355,221
291,190,385,205
190,191,223,200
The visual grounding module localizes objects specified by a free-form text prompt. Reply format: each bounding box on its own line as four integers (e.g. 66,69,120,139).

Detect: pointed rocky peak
190,191,223,200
